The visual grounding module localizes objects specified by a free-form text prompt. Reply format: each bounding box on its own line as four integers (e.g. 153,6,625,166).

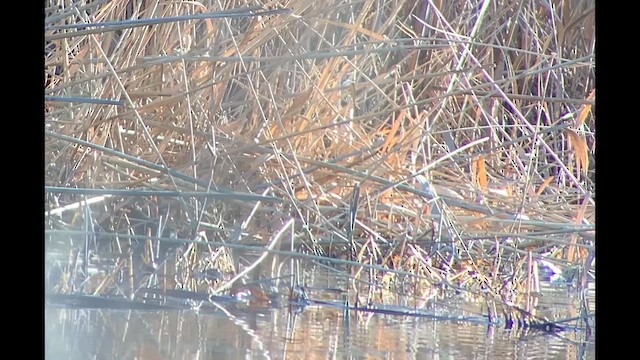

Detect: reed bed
45,0,595,324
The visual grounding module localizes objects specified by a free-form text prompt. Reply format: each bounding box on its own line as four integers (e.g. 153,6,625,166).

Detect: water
45,267,594,359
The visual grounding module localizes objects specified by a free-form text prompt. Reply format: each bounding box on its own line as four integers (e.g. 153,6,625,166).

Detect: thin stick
210,218,294,295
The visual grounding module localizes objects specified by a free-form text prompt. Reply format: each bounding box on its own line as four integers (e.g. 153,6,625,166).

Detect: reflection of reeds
45,0,594,322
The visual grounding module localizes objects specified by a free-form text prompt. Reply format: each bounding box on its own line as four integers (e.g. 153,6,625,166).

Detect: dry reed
45,0,595,317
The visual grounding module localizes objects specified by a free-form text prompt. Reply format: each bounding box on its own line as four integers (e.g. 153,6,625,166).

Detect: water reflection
46,269,594,360
45,305,594,359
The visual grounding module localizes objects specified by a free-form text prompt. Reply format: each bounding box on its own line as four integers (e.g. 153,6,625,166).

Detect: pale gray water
45,266,594,360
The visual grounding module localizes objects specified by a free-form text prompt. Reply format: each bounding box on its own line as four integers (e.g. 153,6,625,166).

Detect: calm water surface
45,267,594,359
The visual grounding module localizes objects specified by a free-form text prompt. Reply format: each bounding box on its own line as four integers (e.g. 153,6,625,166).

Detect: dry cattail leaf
566,193,591,262
564,129,589,178
576,89,595,128
535,176,555,196
476,156,488,190
380,109,406,156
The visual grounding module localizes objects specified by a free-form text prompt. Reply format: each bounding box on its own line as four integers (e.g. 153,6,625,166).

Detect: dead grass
45,0,595,313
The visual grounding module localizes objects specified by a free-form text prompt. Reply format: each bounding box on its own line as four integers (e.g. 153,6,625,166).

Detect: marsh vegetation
45,0,595,337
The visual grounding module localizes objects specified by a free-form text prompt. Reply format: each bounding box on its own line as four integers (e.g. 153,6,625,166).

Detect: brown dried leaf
576,89,595,128
566,193,591,262
381,109,406,155
536,176,555,196
564,129,589,178
476,156,488,190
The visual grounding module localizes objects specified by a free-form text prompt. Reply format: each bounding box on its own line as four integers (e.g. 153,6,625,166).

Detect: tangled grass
45,0,595,320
